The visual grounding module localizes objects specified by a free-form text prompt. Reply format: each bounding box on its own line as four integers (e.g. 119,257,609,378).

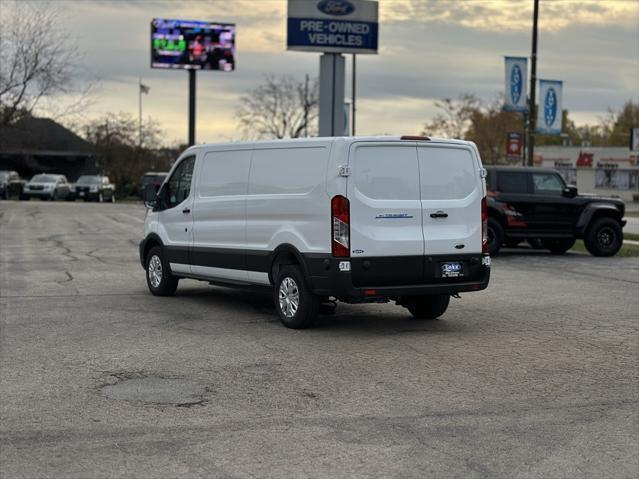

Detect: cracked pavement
1,200,638,478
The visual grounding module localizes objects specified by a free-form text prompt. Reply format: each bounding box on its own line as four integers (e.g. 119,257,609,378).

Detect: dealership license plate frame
440,261,464,278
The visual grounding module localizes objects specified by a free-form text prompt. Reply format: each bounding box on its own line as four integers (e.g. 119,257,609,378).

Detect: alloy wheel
278,277,300,318
148,255,163,288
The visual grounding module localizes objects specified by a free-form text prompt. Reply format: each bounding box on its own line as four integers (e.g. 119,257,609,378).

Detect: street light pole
527,0,539,167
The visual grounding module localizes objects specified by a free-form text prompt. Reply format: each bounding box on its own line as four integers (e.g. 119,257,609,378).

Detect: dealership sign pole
151,19,236,146
287,0,378,137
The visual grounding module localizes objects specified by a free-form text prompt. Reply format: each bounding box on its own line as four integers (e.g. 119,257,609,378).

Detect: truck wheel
541,238,576,254
406,295,450,320
274,265,319,329
487,218,503,256
145,246,179,296
584,218,622,257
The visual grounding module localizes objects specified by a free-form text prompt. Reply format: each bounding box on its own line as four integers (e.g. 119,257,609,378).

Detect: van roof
183,136,475,153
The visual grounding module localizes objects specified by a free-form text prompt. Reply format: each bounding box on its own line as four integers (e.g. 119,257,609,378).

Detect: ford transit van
139,136,490,328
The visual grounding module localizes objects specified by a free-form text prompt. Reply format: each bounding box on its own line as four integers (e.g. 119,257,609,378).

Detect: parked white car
139,136,490,328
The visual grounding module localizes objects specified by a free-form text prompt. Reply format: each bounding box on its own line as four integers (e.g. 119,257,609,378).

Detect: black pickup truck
485,166,626,257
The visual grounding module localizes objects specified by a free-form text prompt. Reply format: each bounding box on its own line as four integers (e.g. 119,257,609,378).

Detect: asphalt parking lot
1,201,638,478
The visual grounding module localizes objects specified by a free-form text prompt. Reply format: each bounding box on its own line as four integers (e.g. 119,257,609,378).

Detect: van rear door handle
430,211,448,218
182,208,191,214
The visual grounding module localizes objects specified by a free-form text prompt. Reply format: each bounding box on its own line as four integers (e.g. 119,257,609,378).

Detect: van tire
584,217,623,257
145,246,179,296
406,294,450,320
487,218,503,256
274,265,319,329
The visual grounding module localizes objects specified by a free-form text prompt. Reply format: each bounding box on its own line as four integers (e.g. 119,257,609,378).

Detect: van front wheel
146,246,179,296
274,265,319,329
406,294,450,320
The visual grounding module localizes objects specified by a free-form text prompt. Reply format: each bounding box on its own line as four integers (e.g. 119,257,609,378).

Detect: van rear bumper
306,255,490,300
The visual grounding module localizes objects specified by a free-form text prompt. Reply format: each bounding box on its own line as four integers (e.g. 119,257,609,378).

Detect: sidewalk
624,216,639,235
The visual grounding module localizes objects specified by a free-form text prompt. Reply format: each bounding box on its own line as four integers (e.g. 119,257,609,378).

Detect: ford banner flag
503,57,528,112
287,0,379,54
537,79,563,135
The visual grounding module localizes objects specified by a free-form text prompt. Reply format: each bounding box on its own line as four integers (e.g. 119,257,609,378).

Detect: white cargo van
140,136,490,328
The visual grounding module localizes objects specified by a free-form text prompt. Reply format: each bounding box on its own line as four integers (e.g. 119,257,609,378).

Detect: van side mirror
563,185,578,198
143,183,158,208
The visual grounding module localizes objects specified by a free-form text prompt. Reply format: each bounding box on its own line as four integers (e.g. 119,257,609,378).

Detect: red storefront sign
506,132,522,157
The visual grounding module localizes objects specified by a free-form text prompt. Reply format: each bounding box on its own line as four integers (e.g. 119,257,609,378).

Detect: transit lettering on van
139,136,490,328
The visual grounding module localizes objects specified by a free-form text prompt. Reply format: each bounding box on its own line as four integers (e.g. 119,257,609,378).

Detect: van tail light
331,195,350,258
481,196,488,254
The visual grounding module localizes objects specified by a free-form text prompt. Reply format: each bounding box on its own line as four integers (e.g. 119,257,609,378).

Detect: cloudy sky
10,0,639,144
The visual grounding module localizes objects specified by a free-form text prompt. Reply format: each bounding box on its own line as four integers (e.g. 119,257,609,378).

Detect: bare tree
83,112,166,195
0,1,91,126
421,94,481,139
236,74,319,139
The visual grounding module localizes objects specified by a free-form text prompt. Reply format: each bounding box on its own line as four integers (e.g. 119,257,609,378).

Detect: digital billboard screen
151,18,235,71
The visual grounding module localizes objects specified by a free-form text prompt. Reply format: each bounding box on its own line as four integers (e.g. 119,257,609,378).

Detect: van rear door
417,144,482,255
347,142,424,286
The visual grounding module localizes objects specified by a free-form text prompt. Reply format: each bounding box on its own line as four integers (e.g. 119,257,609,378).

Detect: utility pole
527,0,539,166
352,54,356,136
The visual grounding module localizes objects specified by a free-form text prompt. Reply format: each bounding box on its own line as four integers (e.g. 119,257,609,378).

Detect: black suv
485,166,626,257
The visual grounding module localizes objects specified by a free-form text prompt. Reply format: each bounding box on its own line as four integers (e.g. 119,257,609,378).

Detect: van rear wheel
274,265,319,329
406,294,450,320
487,218,503,256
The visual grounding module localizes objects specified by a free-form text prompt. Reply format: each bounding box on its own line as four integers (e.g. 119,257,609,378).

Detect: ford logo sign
317,0,355,16
510,64,522,105
544,87,557,127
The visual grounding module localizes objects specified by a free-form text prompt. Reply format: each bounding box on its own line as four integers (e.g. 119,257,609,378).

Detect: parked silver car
23,174,72,201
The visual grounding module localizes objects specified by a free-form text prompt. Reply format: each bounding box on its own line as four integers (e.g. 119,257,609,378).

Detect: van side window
199,150,251,197
165,155,195,208
497,172,528,193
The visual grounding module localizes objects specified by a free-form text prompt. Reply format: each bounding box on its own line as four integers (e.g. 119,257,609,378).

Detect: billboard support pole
527,0,539,167
188,69,196,146
319,53,345,137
